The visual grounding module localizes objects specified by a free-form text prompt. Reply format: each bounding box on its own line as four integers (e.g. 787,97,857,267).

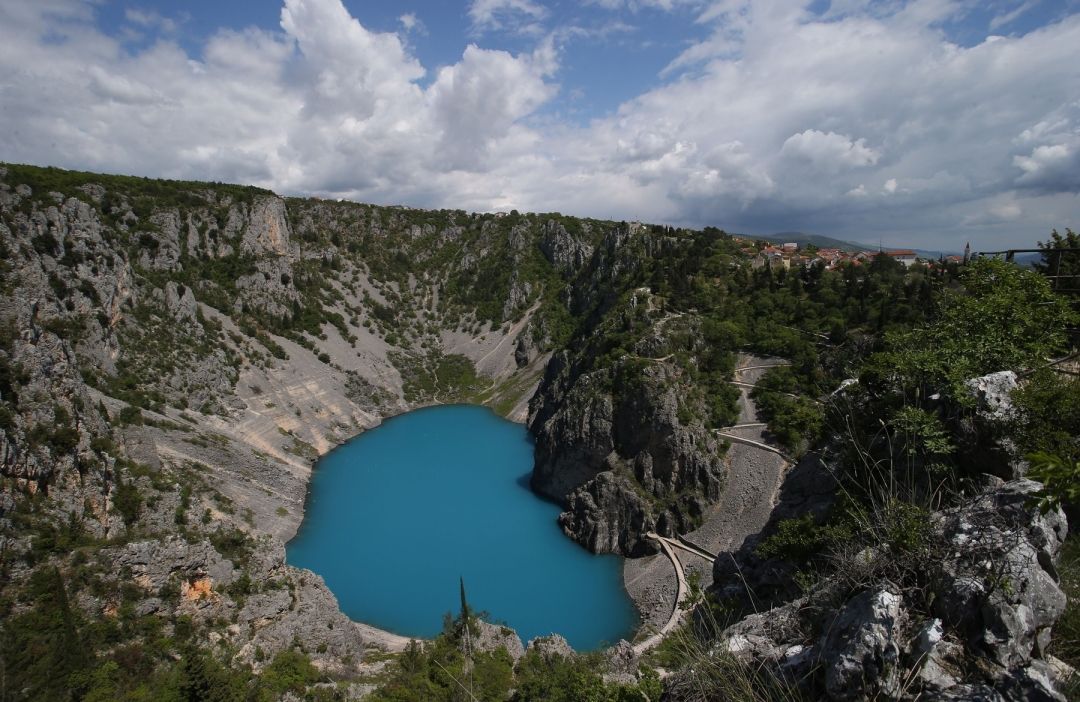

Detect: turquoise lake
286,404,640,650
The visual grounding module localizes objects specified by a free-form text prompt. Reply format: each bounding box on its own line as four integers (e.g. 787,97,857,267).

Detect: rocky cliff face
530,353,725,555
527,227,730,556
0,165,585,672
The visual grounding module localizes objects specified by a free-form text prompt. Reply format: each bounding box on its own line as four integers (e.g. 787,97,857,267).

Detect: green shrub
112,477,142,527
259,650,321,696
116,405,144,426
1012,370,1080,464
1027,452,1080,514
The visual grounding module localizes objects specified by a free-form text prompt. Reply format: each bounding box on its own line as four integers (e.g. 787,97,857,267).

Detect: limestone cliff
527,227,732,556
0,165,577,672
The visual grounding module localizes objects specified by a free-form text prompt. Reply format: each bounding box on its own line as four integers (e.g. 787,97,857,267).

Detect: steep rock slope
0,164,741,670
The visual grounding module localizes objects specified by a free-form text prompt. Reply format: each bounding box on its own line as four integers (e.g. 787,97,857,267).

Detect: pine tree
459,576,471,629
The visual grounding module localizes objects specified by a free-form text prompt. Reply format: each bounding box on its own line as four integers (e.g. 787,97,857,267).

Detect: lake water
286,404,639,650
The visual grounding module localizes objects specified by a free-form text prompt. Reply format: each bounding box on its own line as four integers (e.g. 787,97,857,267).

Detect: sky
0,0,1078,250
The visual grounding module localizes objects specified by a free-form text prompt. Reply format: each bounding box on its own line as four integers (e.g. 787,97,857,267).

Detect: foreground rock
700,480,1071,700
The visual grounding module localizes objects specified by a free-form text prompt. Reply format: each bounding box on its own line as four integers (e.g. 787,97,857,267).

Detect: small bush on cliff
1012,369,1080,465
258,649,323,698
111,476,143,527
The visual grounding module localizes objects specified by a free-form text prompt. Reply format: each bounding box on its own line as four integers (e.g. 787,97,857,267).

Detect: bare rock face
502,277,533,320
101,536,372,670
559,472,655,554
241,197,291,257
0,325,111,490
530,356,615,500
539,220,593,272
141,210,183,270
164,281,198,322
606,639,639,677
108,536,238,593
525,634,574,660
235,256,299,320
471,620,525,662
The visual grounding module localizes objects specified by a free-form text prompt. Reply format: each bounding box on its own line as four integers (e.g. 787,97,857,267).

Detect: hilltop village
739,239,970,271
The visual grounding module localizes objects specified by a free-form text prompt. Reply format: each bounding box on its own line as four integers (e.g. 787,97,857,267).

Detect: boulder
958,370,1023,478
559,472,656,555
940,480,1068,668
821,585,903,700
606,639,640,679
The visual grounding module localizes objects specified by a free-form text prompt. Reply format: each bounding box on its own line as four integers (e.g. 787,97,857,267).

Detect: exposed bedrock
530,352,724,556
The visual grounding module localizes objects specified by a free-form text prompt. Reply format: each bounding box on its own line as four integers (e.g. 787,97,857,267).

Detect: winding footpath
632,534,690,654
627,354,797,654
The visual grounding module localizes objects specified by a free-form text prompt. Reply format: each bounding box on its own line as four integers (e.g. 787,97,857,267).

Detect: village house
887,250,918,267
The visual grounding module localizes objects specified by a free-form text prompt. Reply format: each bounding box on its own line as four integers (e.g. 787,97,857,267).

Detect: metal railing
975,248,1080,350
975,247,1080,295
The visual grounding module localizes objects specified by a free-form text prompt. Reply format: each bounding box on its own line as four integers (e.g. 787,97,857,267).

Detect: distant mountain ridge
754,232,865,252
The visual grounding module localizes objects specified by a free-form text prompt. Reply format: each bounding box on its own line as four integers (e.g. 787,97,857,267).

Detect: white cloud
781,130,880,171
989,0,1040,31
428,44,557,169
468,0,547,32
124,8,181,34
397,12,428,38
0,0,1078,249
1014,141,1080,191
87,66,167,105
991,201,1023,220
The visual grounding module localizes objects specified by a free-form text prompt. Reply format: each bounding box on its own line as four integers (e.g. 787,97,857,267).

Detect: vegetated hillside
0,162,1076,700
